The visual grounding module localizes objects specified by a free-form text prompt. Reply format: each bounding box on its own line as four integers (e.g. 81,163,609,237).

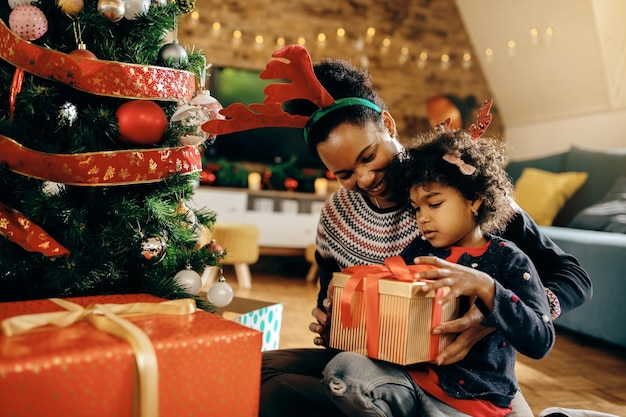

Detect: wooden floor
227,256,626,416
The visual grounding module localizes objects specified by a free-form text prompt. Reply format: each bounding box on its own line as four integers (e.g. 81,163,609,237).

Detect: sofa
505,146,626,349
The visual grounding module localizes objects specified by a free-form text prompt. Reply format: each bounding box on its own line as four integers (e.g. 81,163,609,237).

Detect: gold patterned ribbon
2,297,198,417
0,135,202,186
0,136,202,256
0,19,195,102
0,200,70,257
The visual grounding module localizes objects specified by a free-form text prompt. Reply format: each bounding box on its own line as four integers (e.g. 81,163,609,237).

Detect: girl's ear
470,198,483,215
382,110,397,138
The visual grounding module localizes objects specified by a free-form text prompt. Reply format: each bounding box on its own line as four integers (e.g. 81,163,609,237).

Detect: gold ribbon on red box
339,256,444,361
0,19,195,102
1,297,198,417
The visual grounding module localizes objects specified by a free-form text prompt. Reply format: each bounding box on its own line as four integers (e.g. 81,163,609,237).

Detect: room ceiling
455,0,626,127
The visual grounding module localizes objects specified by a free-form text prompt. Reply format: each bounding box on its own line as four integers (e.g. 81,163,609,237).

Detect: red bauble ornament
116,100,167,145
69,43,97,59
200,171,216,184
284,178,298,191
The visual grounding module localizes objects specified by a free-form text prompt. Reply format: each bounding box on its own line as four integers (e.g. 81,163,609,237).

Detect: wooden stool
305,242,318,283
198,223,259,290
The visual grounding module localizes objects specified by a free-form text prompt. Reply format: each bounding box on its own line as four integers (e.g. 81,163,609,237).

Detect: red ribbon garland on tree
0,19,196,103
0,136,202,256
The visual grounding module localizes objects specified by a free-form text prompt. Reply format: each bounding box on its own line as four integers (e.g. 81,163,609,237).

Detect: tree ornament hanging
57,102,78,127
123,0,150,20
175,0,195,14
42,181,66,196
97,0,125,22
9,5,48,41
188,60,224,144
140,235,167,264
116,100,167,145
174,200,198,232
69,43,97,59
207,272,233,307
157,41,188,68
8,0,35,9
174,264,202,294
170,103,210,146
57,0,84,16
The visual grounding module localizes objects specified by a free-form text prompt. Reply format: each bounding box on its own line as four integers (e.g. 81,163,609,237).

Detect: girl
320,127,555,417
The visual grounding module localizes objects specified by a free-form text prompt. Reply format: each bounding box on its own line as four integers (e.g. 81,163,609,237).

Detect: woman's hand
432,305,494,365
309,290,334,347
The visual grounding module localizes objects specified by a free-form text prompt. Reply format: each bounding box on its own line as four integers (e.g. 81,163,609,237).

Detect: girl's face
409,183,484,248
315,111,402,207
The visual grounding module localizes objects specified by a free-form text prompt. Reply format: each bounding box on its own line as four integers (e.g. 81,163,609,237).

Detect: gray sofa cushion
569,176,626,233
554,147,626,226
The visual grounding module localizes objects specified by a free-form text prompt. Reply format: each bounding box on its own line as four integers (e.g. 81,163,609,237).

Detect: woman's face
315,111,402,206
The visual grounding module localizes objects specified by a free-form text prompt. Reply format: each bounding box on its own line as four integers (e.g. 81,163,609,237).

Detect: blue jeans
322,351,471,417
260,348,532,417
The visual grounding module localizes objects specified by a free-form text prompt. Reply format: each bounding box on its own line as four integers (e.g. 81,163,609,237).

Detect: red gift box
0,294,262,417
330,256,459,365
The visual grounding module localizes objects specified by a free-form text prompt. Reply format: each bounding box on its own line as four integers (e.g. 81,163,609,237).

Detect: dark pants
260,348,344,417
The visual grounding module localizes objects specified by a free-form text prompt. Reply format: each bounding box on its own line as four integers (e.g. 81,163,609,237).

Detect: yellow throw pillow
514,168,588,226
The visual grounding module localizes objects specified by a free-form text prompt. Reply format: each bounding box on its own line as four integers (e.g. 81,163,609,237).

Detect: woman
202,45,592,417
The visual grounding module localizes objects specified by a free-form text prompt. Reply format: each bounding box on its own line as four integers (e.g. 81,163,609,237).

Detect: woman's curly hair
387,129,516,234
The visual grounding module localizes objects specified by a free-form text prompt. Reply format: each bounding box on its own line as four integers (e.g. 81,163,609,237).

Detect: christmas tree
0,0,221,309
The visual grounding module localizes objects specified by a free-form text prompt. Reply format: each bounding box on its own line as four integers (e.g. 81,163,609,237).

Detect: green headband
303,97,382,143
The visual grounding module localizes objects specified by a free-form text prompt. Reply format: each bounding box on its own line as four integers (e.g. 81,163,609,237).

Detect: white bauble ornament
123,0,150,19
170,103,209,145
207,275,233,307
174,265,202,295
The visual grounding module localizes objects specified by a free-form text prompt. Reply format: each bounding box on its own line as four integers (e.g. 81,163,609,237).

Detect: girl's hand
412,256,496,310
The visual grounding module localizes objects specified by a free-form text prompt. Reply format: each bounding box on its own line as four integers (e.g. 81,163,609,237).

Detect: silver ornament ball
98,0,125,22
157,42,188,68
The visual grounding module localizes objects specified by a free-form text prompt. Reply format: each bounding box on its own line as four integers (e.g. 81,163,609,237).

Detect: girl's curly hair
387,129,516,234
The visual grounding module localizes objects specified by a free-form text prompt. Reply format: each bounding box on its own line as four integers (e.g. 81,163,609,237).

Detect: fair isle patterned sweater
315,187,420,309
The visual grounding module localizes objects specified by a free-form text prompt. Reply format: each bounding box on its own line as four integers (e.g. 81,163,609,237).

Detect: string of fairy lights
182,8,557,72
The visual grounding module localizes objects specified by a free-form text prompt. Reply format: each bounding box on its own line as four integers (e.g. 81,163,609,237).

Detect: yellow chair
197,223,259,290
305,242,318,283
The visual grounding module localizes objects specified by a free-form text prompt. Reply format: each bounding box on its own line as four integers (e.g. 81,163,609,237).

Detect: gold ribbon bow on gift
1,297,198,417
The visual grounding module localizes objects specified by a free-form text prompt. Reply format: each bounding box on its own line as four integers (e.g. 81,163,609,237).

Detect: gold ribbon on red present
1,297,198,417
339,256,445,361
0,19,195,102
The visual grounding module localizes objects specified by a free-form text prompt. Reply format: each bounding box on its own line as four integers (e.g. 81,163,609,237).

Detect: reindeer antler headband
201,45,382,143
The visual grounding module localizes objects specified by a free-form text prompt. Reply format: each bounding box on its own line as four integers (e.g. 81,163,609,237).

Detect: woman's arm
502,209,592,318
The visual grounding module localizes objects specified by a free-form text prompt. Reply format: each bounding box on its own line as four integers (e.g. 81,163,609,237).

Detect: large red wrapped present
0,294,262,417
330,256,459,365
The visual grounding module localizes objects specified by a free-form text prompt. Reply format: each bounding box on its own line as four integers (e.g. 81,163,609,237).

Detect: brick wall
178,0,502,143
